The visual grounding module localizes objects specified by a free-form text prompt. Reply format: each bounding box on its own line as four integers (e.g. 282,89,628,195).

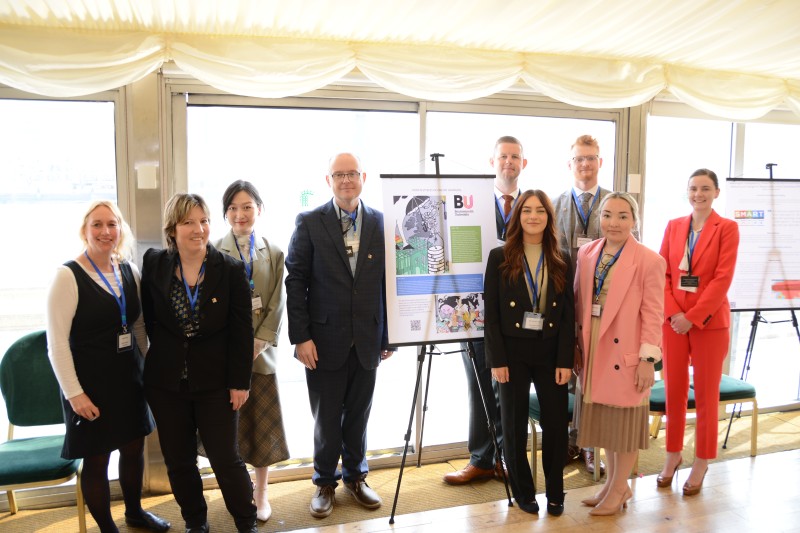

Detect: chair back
0,330,65,427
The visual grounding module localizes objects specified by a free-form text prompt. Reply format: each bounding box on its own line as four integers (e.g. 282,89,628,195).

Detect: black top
61,260,154,459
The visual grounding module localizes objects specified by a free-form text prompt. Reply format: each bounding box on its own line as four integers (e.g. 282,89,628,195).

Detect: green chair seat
0,435,80,486
529,391,575,422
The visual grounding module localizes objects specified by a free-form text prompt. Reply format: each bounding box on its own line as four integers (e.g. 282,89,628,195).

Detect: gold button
549,323,554,328
510,301,516,308
552,301,557,307
515,322,520,328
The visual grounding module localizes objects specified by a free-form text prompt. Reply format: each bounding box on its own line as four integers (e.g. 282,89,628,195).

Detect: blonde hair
79,201,135,262
163,193,210,252
599,191,641,234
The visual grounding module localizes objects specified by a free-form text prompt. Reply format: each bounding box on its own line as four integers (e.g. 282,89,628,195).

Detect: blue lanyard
339,205,358,234
571,189,600,234
84,252,127,331
234,231,256,292
178,257,206,310
522,252,545,312
687,219,700,275
495,194,518,228
593,244,624,302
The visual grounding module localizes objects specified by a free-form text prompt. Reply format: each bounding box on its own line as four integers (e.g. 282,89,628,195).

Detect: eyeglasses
571,155,600,163
331,171,360,182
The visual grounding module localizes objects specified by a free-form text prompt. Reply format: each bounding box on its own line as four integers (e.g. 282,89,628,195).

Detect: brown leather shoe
493,461,508,481
443,464,496,485
566,444,581,463
310,485,335,518
580,449,606,476
344,479,382,509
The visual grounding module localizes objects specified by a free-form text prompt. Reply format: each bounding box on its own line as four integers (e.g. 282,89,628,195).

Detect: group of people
450,135,739,517
44,136,738,532
45,152,392,532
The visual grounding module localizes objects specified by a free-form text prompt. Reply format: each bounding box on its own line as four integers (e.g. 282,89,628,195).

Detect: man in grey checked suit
285,153,394,519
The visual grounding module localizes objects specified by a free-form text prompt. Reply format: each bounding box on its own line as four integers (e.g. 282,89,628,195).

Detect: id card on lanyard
84,252,132,352
592,245,624,316
234,231,264,314
522,253,545,331
680,221,700,293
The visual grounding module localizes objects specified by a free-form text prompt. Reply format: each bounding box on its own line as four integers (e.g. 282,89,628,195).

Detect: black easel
723,162,800,446
389,342,512,524
388,154,512,524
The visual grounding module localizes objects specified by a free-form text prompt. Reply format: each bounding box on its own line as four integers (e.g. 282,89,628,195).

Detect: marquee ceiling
1,0,799,119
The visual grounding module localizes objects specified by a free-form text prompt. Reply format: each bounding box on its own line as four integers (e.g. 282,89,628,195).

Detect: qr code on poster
410,320,421,332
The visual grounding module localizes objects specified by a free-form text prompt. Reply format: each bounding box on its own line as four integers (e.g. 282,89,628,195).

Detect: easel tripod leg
389,345,427,524
466,341,513,506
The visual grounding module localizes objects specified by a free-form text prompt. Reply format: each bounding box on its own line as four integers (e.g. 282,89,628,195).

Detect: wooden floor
295,449,800,533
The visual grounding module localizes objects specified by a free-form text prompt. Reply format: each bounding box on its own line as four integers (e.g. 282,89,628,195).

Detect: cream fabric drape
1,0,799,119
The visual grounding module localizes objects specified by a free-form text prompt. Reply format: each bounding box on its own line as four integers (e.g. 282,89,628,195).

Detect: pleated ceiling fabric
1,0,799,119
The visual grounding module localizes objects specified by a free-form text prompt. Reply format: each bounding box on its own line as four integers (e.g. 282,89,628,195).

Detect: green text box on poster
450,226,482,263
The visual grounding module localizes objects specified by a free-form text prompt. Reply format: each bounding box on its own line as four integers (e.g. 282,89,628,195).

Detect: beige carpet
2,411,798,532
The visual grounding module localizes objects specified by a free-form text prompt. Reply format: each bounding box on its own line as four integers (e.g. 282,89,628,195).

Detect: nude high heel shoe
682,466,708,496
581,493,603,507
657,456,683,488
588,487,632,516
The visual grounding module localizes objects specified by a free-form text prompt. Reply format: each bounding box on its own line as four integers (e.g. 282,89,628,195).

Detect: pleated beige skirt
577,264,649,453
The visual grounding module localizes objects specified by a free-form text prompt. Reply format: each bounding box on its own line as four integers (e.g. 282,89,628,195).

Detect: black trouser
146,384,256,530
499,360,568,504
460,340,503,469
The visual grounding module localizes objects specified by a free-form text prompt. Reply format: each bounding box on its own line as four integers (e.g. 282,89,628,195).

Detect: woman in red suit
574,192,665,516
657,169,739,496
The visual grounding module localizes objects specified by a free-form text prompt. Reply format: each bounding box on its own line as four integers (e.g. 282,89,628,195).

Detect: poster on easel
381,174,497,346
726,178,800,311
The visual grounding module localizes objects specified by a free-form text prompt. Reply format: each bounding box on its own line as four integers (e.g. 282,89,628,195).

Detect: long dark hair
499,189,567,293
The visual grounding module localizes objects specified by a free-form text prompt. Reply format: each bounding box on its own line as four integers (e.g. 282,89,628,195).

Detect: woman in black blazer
141,193,257,533
484,189,574,516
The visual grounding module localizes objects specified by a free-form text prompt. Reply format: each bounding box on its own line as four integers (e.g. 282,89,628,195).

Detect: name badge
679,275,699,293
523,312,544,331
345,239,360,257
575,236,593,248
251,295,263,312
591,303,602,317
117,331,133,352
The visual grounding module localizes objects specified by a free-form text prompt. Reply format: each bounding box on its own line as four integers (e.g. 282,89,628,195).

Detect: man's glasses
571,155,600,163
331,171,360,182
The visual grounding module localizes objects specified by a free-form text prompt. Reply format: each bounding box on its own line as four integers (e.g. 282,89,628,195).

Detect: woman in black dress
46,201,169,533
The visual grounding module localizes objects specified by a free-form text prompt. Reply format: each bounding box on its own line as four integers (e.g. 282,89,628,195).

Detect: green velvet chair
0,330,86,532
528,390,578,482
649,370,758,456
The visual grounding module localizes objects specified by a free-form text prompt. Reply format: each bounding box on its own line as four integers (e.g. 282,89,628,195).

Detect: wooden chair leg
529,419,538,482
7,489,18,514
649,414,663,439
77,460,87,533
750,399,758,457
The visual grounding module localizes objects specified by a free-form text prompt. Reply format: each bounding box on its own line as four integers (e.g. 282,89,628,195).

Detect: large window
183,99,621,462
644,113,800,408
0,98,117,440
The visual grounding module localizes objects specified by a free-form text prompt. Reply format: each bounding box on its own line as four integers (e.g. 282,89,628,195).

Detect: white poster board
725,178,800,311
381,175,497,346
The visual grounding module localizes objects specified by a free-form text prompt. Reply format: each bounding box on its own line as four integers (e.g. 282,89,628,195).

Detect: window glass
644,114,800,408
425,112,616,199
187,106,419,457
0,99,116,439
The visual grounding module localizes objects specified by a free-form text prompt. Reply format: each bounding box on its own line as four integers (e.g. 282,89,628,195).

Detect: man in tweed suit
285,153,393,519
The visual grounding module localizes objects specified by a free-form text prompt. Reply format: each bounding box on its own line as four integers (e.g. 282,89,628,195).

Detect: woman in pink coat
574,192,665,516
657,169,739,496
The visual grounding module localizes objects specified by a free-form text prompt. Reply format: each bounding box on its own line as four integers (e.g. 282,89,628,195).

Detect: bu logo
454,195,473,209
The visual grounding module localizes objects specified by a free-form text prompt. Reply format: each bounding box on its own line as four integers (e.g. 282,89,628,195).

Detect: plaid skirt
199,373,290,467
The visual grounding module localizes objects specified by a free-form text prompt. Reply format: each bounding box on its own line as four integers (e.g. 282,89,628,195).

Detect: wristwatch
640,356,657,363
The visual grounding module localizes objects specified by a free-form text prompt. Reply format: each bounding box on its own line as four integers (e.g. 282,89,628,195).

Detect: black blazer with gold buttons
483,246,575,370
